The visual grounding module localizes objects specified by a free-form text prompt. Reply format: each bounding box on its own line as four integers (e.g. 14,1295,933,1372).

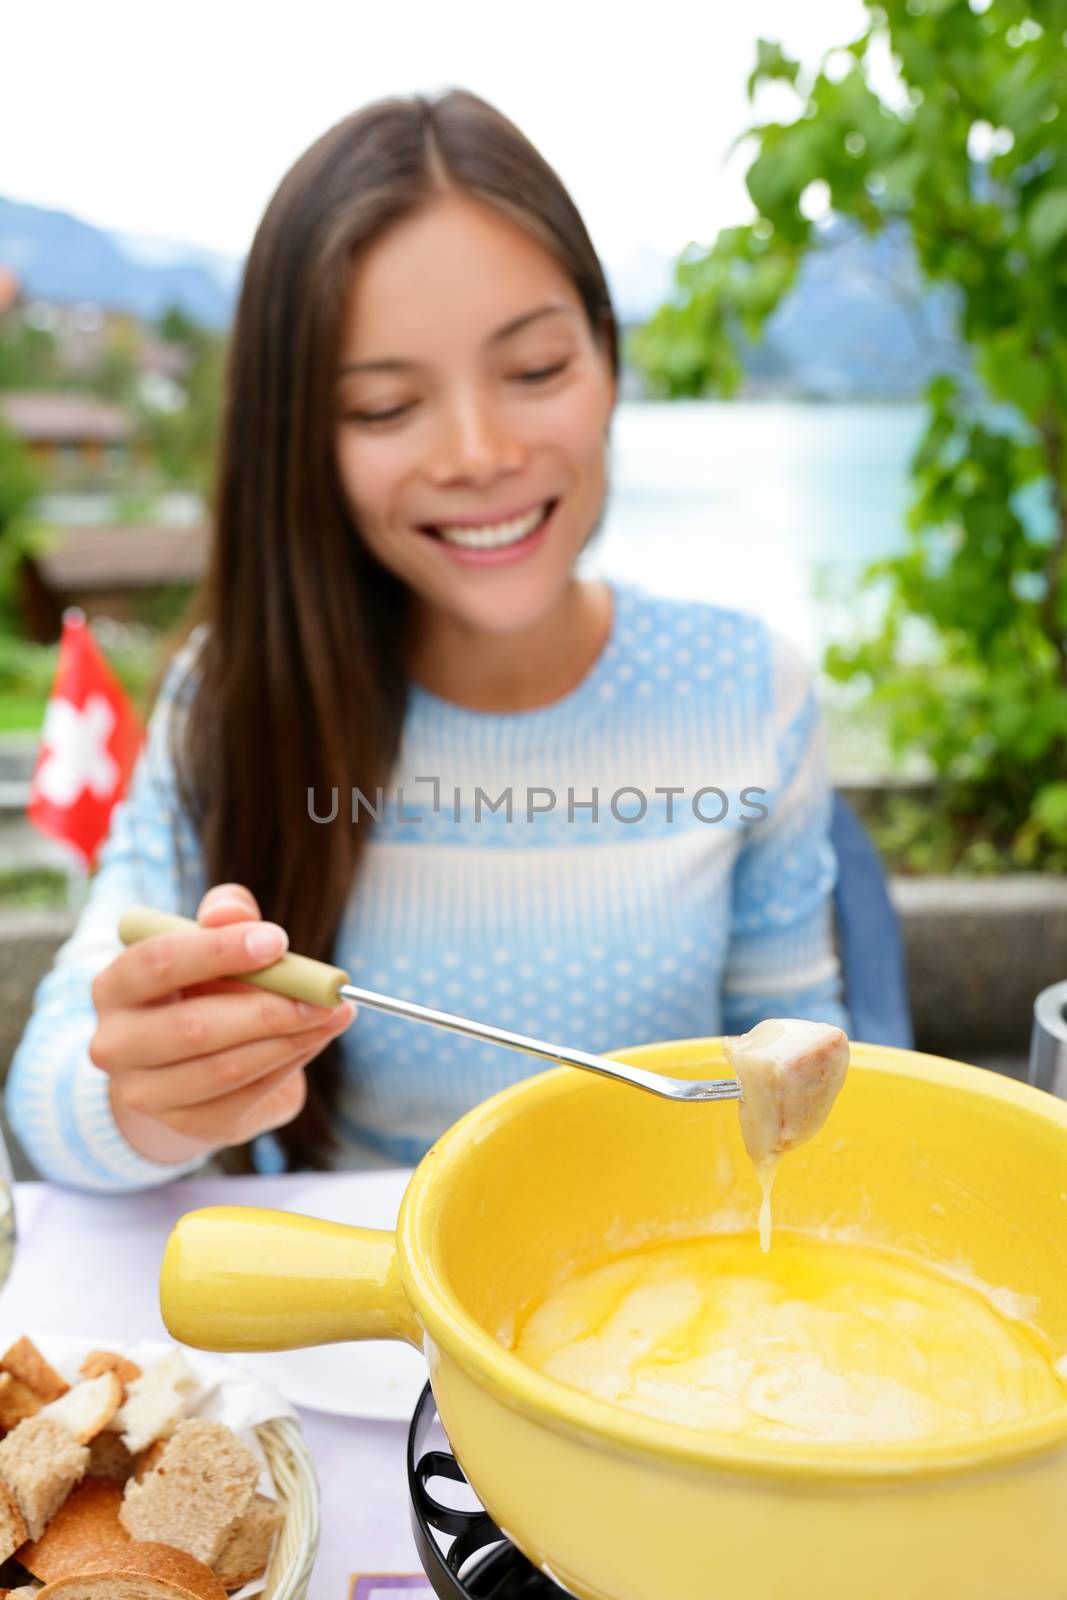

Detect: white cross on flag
28,609,144,869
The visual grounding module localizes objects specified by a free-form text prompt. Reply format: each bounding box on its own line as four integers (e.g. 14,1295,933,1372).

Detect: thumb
197,882,263,928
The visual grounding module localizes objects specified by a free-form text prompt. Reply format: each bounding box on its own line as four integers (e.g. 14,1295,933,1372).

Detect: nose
426,388,526,485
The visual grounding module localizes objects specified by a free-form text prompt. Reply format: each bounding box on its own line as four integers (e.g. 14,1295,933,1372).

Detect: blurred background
1,0,1065,1108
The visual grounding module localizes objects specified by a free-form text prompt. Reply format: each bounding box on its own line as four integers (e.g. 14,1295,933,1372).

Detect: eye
343,360,571,426
515,361,569,385
344,403,414,426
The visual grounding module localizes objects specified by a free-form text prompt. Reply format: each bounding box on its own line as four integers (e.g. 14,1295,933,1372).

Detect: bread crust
0,1476,29,1563
212,1493,282,1589
36,1540,227,1599
1,1341,69,1404
17,1479,129,1584
79,1354,142,1399
0,1376,43,1435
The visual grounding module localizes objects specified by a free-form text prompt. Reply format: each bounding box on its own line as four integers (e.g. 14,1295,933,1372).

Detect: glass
1029,980,1067,1100
0,1123,15,1292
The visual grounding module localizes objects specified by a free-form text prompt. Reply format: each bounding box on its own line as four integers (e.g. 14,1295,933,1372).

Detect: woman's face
334,192,617,638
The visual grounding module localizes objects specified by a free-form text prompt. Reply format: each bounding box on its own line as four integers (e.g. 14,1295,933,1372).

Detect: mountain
0,196,967,397
757,216,967,399
0,197,237,329
628,218,968,399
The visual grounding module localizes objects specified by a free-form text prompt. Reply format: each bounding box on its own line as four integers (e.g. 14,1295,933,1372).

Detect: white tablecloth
1,1175,439,1600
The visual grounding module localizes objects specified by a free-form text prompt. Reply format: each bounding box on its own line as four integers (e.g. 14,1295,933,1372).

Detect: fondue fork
118,905,741,1105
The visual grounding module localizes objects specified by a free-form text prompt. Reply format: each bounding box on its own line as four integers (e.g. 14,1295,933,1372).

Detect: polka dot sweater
6,579,850,1190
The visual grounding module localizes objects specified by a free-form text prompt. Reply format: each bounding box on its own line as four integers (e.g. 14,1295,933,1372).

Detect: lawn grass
0,864,69,910
0,693,46,733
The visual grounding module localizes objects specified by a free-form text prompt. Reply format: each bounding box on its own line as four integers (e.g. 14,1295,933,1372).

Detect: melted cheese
723,1019,850,1252
512,1233,1067,1444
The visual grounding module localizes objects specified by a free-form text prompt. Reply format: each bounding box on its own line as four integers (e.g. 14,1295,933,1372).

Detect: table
1,1175,439,1600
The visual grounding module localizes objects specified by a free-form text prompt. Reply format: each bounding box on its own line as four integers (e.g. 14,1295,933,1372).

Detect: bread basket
0,1333,321,1600
255,1417,320,1600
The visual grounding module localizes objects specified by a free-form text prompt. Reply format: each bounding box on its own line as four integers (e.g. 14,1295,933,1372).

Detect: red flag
27,608,144,869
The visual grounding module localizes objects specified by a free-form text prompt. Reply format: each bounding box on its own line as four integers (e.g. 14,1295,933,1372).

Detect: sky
2,0,883,268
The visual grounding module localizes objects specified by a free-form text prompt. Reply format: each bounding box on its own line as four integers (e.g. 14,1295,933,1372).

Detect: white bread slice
39,1376,121,1446
0,1475,29,1562
212,1492,282,1589
16,1479,129,1584
35,1541,226,1599
110,1352,197,1456
119,1421,258,1568
0,1416,89,1541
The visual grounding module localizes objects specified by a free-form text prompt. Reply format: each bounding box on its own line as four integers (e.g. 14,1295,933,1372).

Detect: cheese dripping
722,1019,850,1252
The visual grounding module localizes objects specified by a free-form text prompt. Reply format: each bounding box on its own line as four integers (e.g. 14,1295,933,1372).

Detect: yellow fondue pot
160,1039,1067,1600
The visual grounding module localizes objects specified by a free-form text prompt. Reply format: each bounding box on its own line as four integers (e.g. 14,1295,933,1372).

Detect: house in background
19,521,207,643
0,389,140,483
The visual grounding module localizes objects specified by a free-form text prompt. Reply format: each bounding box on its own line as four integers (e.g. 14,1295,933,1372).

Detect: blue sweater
6,579,850,1190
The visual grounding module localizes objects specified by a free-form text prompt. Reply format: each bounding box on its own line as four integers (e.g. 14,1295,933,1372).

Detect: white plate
233,1170,430,1421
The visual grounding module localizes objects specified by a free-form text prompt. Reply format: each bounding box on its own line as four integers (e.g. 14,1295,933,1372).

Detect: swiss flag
28,608,145,869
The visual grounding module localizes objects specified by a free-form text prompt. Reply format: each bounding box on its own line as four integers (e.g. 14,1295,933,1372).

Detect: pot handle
159,1205,423,1352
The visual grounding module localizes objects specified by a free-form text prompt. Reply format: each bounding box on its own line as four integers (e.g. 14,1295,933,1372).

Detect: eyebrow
337,302,579,376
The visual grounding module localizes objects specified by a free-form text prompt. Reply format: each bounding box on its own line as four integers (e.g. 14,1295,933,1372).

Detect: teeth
436,503,549,549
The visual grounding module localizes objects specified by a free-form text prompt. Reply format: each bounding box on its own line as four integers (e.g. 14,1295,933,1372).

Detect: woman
6,89,849,1192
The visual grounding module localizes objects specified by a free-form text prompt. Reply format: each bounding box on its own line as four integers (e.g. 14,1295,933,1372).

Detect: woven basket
255,1416,322,1600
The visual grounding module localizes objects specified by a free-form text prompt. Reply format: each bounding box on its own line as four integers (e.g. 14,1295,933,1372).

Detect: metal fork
118,905,741,1105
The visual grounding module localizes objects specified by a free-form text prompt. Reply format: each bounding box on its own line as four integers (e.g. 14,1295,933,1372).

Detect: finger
162,1058,310,1146
96,919,290,1011
94,991,355,1075
197,882,262,926
116,1017,343,1114
179,976,281,1001
254,1062,310,1137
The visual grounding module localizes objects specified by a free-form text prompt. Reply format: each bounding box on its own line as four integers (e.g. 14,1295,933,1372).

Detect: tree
141,311,226,494
0,319,56,389
0,420,39,627
628,0,1067,871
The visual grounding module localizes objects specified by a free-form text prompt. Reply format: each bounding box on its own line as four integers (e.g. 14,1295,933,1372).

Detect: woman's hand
90,883,356,1166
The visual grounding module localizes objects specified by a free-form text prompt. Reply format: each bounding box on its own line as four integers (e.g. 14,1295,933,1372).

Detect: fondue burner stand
409,1383,568,1598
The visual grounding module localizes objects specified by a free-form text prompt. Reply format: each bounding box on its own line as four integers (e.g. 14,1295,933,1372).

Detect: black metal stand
408,1381,568,1598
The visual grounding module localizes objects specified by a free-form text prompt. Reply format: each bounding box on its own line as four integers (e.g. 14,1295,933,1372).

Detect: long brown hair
165,88,620,1171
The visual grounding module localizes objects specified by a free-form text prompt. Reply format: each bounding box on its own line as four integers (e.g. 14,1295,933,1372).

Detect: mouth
418,499,558,552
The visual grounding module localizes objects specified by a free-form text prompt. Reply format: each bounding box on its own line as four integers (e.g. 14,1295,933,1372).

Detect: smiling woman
330,191,617,705
6,88,850,1192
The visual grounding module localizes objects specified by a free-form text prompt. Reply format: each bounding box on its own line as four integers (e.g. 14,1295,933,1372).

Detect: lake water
579,399,927,668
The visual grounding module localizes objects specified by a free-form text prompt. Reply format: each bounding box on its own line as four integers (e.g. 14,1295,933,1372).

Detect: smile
422,500,556,551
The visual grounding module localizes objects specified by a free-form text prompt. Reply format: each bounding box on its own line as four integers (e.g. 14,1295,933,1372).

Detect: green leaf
1033,784,1067,844
747,39,801,100
976,334,1050,418
1026,190,1067,258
